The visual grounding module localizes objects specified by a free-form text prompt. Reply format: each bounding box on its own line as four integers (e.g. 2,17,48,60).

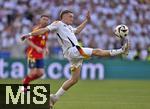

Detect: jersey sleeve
69,26,77,33
72,27,77,33
46,21,60,31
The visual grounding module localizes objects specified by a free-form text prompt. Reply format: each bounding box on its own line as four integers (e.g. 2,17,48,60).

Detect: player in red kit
21,15,49,92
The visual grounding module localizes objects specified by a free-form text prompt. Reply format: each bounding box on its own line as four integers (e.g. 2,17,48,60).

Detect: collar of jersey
61,21,70,27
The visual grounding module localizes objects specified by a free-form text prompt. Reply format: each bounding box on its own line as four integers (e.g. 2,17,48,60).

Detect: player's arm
21,21,59,41
75,11,90,34
30,27,49,36
44,43,49,55
21,27,49,41
25,39,43,53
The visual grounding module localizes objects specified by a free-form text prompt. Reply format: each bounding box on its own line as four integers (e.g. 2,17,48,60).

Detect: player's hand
35,46,43,53
86,11,91,22
44,47,49,55
21,34,30,42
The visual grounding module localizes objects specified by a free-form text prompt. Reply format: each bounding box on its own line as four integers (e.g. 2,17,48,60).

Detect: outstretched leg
92,41,129,57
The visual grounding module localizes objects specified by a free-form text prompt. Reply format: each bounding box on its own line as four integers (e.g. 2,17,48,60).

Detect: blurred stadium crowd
0,0,150,60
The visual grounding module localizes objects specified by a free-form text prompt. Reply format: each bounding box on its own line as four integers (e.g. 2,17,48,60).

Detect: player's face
64,13,74,25
40,17,49,27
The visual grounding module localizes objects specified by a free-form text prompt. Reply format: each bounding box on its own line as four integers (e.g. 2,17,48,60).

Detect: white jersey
47,21,79,53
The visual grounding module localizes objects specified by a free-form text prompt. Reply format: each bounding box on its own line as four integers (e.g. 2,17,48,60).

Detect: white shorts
64,46,93,69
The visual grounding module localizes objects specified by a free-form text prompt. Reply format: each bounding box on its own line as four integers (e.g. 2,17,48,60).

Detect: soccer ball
114,24,129,39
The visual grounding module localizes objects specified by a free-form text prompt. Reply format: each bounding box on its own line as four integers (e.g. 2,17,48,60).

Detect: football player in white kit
21,10,129,108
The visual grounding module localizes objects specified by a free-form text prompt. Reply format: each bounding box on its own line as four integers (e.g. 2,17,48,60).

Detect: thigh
81,47,93,57
27,59,37,76
28,58,37,69
28,58,44,69
67,46,93,59
70,58,83,71
36,59,44,68
36,68,44,74
67,46,81,59
75,47,93,59
71,66,81,80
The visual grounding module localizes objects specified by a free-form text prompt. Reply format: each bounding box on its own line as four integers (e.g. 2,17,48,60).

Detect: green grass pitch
0,79,150,109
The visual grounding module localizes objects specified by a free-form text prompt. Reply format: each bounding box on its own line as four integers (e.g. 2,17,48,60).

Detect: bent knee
92,49,103,56
70,78,78,85
36,69,44,77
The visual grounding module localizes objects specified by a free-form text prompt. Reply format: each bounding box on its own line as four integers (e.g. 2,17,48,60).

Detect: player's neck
61,20,69,25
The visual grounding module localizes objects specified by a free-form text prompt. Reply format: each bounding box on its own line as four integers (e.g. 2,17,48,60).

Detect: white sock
109,48,123,56
55,87,66,98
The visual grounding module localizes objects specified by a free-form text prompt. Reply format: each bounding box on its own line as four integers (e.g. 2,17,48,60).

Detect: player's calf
36,69,44,77
21,69,44,93
92,41,129,57
23,69,44,84
92,49,110,57
62,78,79,90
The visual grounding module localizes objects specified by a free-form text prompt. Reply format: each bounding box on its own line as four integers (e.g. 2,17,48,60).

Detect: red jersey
26,26,48,59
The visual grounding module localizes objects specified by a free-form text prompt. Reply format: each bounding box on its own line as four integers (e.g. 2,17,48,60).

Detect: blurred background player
21,10,129,108
22,15,49,92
